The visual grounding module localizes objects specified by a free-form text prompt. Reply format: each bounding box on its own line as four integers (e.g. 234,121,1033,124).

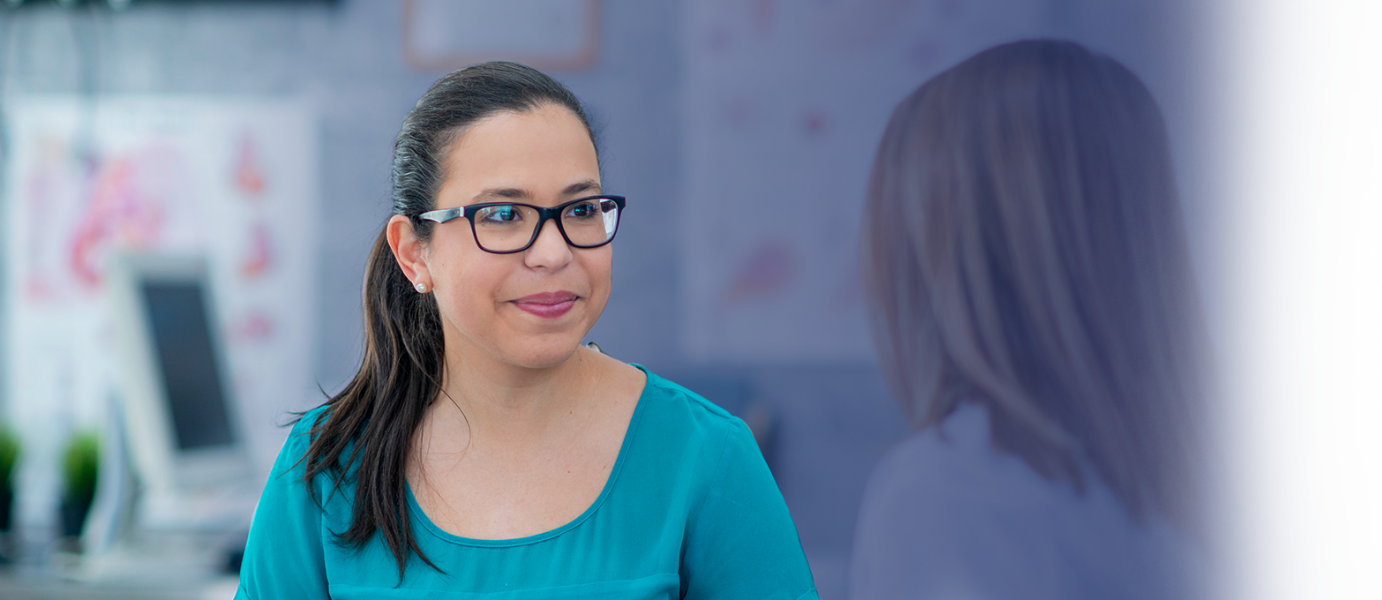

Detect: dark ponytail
297,62,596,578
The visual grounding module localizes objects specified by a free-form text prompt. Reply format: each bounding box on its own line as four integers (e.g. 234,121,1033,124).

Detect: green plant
0,425,19,491
61,431,100,505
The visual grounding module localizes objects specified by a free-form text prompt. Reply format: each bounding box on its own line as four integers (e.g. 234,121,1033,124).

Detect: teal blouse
235,367,819,599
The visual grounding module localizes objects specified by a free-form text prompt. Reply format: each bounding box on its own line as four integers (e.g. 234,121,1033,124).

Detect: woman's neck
428,342,600,451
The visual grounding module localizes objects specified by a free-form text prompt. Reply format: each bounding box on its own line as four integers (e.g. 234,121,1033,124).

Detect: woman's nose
523,218,574,270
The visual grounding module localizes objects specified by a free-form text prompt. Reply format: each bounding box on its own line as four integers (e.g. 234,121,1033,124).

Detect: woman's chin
500,338,586,371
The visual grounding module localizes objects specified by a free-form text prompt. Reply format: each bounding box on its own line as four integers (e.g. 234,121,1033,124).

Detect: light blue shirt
236,366,819,599
850,404,1201,600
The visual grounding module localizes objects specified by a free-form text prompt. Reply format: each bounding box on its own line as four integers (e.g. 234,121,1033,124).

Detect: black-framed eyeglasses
417,195,625,254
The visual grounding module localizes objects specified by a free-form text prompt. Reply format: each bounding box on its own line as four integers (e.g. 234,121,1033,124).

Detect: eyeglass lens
473,197,620,252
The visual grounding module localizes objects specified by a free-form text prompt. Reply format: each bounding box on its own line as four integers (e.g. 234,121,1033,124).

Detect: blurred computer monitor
106,253,254,530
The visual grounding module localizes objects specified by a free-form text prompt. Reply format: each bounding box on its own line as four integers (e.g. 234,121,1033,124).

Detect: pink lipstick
511,291,578,319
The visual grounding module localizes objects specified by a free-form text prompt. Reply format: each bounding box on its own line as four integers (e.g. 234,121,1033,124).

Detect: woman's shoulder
294,403,333,433
853,403,1200,599
639,368,734,414
635,366,745,437
280,404,331,456
622,366,761,485
862,403,1115,528
868,403,1045,502
265,403,348,483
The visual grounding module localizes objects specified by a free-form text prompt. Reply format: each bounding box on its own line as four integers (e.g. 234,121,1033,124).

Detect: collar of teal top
404,364,654,548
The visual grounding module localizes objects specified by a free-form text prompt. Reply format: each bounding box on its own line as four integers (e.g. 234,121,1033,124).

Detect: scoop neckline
405,364,654,548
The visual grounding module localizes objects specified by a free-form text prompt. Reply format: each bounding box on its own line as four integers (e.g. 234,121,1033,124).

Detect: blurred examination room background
0,1,1378,599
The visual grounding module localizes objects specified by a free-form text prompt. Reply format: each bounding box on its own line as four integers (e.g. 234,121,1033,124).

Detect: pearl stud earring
415,282,427,293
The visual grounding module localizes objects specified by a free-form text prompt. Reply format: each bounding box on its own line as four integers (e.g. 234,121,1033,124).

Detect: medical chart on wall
3,97,317,513
681,0,1047,362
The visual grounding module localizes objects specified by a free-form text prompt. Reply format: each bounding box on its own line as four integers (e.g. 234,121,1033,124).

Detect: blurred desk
0,528,240,600
0,575,238,600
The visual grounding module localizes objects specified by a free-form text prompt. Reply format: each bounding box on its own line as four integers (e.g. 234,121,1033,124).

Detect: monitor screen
140,280,235,451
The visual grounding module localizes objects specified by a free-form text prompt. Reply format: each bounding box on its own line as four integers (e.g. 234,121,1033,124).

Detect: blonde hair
863,40,1202,523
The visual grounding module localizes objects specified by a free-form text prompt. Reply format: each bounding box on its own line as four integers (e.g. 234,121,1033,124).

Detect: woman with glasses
850,40,1207,599
236,62,818,599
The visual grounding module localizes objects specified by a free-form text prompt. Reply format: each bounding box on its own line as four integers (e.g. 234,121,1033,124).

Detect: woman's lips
511,292,578,319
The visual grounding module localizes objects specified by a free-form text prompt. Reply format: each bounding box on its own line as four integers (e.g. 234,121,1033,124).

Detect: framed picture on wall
402,0,601,72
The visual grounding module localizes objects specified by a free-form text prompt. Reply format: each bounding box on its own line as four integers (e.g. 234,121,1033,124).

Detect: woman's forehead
441,105,599,197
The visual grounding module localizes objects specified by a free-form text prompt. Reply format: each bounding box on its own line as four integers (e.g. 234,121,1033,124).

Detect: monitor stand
71,397,259,584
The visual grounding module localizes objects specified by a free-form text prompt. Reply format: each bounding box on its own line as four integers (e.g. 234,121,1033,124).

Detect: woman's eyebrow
472,188,519,200
471,188,530,202
562,180,602,197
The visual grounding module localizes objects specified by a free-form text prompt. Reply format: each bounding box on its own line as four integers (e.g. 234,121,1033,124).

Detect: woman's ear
386,214,431,290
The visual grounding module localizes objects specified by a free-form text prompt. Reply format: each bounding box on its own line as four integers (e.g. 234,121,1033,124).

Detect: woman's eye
565,201,597,220
480,206,522,224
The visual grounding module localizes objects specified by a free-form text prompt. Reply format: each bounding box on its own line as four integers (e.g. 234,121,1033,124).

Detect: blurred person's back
851,39,1206,600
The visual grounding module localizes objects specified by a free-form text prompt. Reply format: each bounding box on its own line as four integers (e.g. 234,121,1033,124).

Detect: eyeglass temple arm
418,207,463,223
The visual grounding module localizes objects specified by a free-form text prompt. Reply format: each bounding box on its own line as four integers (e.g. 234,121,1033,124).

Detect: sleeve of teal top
681,418,820,600
235,416,330,600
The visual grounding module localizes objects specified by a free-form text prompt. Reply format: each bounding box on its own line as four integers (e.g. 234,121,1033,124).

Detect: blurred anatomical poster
3,97,316,515
681,0,1045,362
